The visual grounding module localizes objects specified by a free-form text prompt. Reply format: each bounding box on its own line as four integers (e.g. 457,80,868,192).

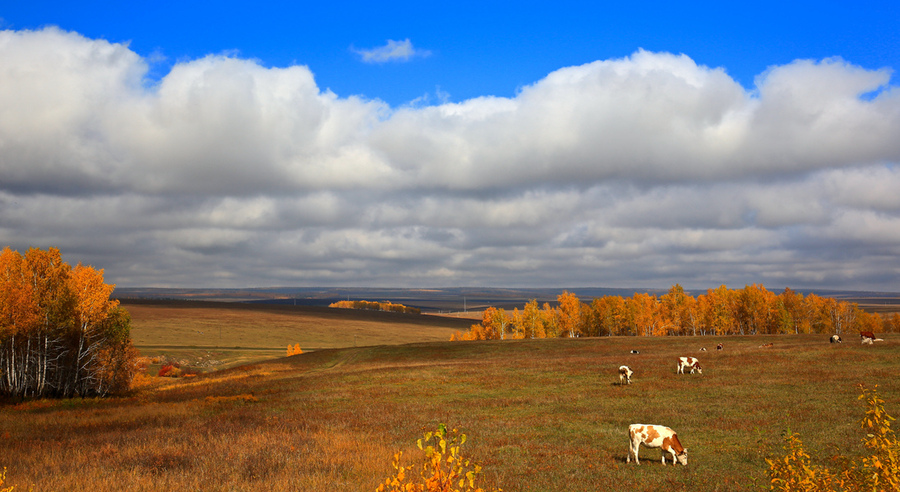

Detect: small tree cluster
453,285,891,340
766,384,900,491
0,247,137,397
286,343,303,356
330,300,421,315
376,424,501,492
157,363,182,378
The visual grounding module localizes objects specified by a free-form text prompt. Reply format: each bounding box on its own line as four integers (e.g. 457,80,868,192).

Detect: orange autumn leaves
330,300,421,314
454,285,895,340
0,247,137,397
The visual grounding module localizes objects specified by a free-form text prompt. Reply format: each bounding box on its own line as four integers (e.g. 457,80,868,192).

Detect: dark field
2,329,898,491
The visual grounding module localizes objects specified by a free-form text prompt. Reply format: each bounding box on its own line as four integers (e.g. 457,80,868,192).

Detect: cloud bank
1,27,899,290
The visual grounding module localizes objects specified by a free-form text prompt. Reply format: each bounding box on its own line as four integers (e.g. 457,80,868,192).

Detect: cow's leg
629,442,640,465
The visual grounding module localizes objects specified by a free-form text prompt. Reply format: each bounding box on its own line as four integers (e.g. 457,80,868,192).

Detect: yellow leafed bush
766,431,836,491
855,384,900,490
376,424,501,492
766,384,900,491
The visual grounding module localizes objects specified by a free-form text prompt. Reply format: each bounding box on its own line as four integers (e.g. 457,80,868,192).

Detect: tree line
0,247,136,398
329,300,422,315
452,284,899,341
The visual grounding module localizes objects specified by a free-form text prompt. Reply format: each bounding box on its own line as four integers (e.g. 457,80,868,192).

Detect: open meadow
123,299,474,371
2,305,899,491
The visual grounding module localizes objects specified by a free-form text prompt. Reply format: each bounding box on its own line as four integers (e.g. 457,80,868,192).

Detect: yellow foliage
287,343,303,356
856,384,900,491
0,467,14,492
766,385,900,491
450,285,894,341
329,300,421,314
766,432,837,491
376,424,500,492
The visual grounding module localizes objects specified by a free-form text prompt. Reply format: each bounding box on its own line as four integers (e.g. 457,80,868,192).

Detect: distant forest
328,299,421,315
454,284,899,340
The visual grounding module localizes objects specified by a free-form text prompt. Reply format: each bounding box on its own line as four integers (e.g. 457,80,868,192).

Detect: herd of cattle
619,332,884,466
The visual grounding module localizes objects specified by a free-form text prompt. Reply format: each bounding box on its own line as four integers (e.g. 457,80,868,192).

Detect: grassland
124,299,474,370
2,323,898,491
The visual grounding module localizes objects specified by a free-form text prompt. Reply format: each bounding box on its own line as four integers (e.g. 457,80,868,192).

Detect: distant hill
114,286,685,312
114,286,900,314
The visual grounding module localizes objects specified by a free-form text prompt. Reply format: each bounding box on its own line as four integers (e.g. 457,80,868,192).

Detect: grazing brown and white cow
716,343,724,351
830,335,842,343
860,331,884,344
676,356,702,375
627,424,688,466
619,365,633,385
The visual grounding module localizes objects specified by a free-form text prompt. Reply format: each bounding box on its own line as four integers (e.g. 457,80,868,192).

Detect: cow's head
694,364,702,375
676,449,688,465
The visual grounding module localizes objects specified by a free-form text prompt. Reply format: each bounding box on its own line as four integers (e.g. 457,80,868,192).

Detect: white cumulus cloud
1,27,899,290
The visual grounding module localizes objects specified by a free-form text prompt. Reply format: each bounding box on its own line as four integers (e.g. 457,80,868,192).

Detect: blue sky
1,1,899,291
5,1,897,105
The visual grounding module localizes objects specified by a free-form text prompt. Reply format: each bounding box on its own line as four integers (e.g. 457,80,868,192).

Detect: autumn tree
627,293,664,336
449,284,878,342
699,285,737,335
510,299,546,339
735,284,777,335
802,293,830,334
820,297,857,335
591,295,628,336
0,247,136,398
852,308,883,336
775,288,806,334
556,291,584,338
884,313,900,333
482,307,510,340
660,284,700,336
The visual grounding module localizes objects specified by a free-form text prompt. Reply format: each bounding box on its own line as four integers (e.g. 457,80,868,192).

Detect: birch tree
0,247,136,398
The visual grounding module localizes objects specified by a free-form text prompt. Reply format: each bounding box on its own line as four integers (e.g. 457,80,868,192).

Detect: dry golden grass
2,333,899,491
127,300,469,348
125,299,472,370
